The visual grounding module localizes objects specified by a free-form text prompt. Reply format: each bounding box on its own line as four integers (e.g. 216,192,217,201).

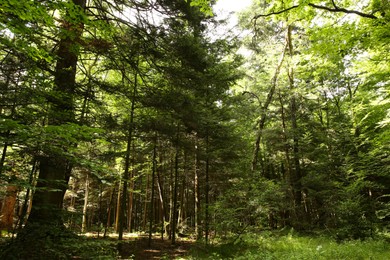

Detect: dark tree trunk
194,135,202,239
205,134,210,245
172,124,180,245
27,0,86,228
148,136,157,247
118,72,137,240
286,24,304,227
0,1,87,258
27,157,72,226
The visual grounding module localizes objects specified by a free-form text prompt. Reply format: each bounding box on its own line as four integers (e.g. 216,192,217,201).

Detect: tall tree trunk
251,38,289,172
148,136,157,247
0,69,17,177
178,156,186,233
278,90,293,227
172,124,180,245
97,183,103,237
205,134,210,245
127,169,134,232
115,181,121,232
286,24,303,225
156,162,167,239
118,72,137,240
26,0,86,230
168,155,174,239
104,186,116,238
143,172,150,232
194,135,201,239
128,142,136,232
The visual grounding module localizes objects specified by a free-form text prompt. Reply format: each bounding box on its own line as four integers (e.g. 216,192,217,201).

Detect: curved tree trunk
251,37,289,172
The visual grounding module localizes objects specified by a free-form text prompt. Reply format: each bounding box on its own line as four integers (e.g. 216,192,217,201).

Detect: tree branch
308,3,378,19
253,5,299,19
253,2,378,20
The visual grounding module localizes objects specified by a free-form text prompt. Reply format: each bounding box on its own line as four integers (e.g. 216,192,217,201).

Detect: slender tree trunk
127,169,134,232
168,155,173,239
118,71,137,240
286,24,303,226
0,72,17,177
179,159,186,233
278,90,293,227
251,39,289,172
143,173,150,232
172,125,180,245
115,181,121,232
17,160,37,230
148,136,157,247
278,90,293,181
205,134,210,245
104,186,116,237
81,173,89,233
97,183,102,237
157,166,166,239
194,135,201,239
0,134,9,176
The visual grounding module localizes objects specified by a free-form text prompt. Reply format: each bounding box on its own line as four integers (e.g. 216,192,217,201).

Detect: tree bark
0,185,18,233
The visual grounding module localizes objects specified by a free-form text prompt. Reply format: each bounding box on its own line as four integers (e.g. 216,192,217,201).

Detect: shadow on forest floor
117,236,194,259
0,232,195,259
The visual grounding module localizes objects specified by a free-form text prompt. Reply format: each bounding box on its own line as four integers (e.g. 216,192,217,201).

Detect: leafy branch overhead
253,0,383,20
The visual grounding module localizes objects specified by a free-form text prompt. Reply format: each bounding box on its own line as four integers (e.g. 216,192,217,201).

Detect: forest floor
117,235,194,259
0,232,195,259
2,230,390,259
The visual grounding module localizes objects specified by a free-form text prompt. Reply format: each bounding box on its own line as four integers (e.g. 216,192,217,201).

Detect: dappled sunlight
81,232,141,239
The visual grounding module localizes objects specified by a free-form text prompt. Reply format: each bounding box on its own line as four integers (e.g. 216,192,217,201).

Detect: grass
0,234,118,259
1,230,389,259
186,230,390,260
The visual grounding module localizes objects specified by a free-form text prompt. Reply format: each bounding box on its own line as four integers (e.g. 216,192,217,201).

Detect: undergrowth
187,230,390,259
0,236,118,259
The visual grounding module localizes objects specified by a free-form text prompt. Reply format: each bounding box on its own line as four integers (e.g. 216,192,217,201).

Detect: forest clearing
0,0,389,258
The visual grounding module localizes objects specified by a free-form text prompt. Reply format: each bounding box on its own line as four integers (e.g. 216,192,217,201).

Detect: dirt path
118,236,194,259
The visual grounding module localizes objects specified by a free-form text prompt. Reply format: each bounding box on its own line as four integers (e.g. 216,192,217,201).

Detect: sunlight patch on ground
82,232,141,238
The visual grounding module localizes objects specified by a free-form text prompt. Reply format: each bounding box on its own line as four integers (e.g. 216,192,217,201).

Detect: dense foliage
0,0,389,258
